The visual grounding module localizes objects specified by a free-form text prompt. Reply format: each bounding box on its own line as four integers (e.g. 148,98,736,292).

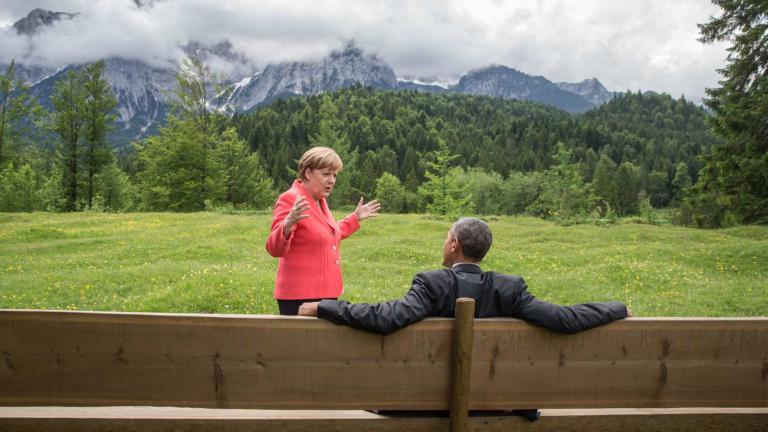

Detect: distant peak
474,64,510,72
581,78,607,90
467,64,529,76
13,8,79,36
330,40,365,59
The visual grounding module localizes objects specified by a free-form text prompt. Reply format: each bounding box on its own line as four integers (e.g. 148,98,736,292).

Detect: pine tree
82,61,118,209
417,139,470,217
172,54,223,201
527,143,590,219
695,0,768,224
94,160,133,212
615,162,641,216
647,170,670,208
0,60,43,166
51,69,87,211
671,162,692,204
592,154,618,213
217,127,274,209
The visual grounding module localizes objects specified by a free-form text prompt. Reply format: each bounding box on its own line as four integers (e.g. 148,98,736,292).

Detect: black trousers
277,298,336,316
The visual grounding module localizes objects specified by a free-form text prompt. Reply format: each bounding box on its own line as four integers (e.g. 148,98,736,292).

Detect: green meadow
0,212,765,316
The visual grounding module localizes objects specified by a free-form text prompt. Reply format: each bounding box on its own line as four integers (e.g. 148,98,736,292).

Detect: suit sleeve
265,193,297,257
317,274,435,335
337,212,360,240
510,278,628,333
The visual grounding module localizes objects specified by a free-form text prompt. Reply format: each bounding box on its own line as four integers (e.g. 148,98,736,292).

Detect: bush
502,171,544,215
456,167,505,215
374,172,407,213
0,163,43,212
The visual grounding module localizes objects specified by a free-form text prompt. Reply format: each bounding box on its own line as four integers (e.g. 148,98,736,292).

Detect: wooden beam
1,310,766,409
0,407,766,432
449,298,475,432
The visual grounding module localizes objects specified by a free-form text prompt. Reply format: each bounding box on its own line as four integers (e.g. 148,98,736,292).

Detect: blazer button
335,260,339,265
332,245,336,250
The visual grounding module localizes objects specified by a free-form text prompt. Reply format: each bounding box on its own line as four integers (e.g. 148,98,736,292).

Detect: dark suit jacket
318,263,628,335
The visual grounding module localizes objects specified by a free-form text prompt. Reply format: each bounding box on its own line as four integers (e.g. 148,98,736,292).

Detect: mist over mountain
5,7,628,146
217,43,398,113
12,8,79,36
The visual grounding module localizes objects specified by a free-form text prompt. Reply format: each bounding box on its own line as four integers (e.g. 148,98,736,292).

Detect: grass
0,212,766,316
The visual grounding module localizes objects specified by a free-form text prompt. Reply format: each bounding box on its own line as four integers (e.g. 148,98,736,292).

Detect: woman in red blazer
266,147,380,315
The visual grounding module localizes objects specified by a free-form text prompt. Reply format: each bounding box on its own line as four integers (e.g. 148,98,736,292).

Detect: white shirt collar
451,262,481,269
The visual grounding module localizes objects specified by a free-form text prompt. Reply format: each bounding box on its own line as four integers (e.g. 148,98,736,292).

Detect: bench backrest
1,310,766,410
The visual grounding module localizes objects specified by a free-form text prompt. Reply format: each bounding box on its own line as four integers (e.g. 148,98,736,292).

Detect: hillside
232,87,719,207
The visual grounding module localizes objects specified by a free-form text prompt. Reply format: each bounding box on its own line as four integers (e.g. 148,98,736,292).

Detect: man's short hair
298,147,344,181
450,217,492,261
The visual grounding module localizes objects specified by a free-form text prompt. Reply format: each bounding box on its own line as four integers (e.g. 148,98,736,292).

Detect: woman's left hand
355,198,381,221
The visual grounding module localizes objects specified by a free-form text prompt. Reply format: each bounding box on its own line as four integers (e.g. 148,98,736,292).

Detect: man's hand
626,306,634,317
298,301,319,317
354,197,381,221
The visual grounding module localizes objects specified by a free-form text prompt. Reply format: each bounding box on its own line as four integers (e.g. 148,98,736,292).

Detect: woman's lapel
292,180,337,233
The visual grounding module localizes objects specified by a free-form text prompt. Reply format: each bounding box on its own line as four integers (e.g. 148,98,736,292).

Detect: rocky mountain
5,63,56,86
27,57,176,147
7,8,624,146
101,58,177,143
7,9,74,83
182,40,256,85
454,65,594,112
12,8,79,36
217,43,398,113
555,78,616,106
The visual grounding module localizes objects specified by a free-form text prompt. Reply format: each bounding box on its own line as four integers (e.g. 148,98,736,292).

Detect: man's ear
452,238,461,253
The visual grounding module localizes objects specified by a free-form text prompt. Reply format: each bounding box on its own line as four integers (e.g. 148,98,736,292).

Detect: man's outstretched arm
300,275,435,335
511,281,630,333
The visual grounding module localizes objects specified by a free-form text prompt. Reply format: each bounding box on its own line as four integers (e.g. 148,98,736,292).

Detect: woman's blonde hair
297,147,343,181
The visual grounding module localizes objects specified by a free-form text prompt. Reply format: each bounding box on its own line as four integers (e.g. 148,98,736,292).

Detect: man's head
442,217,493,267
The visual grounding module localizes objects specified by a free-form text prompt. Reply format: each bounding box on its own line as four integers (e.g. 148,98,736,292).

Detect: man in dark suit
298,217,630,335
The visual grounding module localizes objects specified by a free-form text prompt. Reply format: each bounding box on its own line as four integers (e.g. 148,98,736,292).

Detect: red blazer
266,180,360,300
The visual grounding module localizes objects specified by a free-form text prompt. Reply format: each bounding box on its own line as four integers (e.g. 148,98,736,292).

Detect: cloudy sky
0,0,727,101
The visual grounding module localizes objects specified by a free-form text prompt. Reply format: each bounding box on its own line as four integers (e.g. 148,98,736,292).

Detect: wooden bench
1,299,767,431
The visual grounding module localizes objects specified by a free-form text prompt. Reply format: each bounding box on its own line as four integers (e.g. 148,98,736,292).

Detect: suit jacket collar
451,263,482,274
292,180,338,232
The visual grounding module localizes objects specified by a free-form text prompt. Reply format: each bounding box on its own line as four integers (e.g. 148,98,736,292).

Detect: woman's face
304,167,338,200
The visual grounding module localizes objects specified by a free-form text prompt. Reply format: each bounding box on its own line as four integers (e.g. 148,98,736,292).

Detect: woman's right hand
283,195,310,238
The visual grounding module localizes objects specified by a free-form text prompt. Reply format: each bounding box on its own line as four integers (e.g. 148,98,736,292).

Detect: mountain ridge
5,8,624,146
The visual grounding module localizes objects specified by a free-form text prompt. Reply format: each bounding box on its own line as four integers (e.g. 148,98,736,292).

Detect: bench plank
0,407,766,432
470,318,768,408
1,310,766,409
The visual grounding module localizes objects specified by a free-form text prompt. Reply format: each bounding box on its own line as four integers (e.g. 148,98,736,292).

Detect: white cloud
0,0,728,100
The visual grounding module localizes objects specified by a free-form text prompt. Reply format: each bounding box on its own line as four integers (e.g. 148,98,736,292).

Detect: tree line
230,86,713,220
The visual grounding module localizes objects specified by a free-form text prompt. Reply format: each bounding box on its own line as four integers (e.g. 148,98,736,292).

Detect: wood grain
449,298,475,432
1,310,766,409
